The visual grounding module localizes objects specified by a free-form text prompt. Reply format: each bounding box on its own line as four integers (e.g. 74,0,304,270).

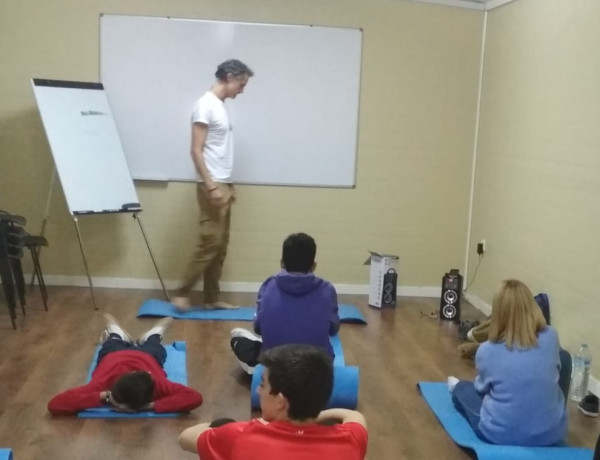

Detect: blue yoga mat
78,341,188,419
0,449,12,460
250,335,359,410
330,334,345,366
137,299,367,324
418,382,593,460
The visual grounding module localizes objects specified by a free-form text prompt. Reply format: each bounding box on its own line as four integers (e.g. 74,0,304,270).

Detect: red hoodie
48,350,202,415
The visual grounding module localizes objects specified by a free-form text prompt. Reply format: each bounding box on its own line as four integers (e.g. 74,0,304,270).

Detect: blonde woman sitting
448,279,568,446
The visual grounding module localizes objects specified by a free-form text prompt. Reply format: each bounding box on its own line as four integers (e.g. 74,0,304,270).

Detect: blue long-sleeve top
253,271,340,358
474,326,568,446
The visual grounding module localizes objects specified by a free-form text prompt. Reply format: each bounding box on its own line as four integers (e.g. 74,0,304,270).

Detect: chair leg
30,247,48,311
0,259,17,329
10,258,26,315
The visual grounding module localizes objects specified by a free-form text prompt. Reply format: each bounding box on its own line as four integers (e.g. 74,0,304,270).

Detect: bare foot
206,300,239,310
171,296,191,311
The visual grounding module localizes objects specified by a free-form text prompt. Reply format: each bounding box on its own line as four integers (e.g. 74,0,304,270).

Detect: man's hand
108,392,136,413
208,187,226,206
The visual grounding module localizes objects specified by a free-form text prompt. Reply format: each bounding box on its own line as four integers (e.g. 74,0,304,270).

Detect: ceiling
406,0,518,11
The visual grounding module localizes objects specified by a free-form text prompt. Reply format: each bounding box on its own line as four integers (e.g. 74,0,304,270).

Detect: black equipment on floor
440,269,463,322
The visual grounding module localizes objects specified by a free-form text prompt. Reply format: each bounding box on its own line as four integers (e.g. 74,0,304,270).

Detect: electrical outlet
477,239,486,255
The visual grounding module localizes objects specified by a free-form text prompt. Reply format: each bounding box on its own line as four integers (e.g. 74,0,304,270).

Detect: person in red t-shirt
178,344,368,460
47,314,202,415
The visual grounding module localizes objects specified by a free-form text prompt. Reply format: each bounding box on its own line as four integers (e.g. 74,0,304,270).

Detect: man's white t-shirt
191,91,234,183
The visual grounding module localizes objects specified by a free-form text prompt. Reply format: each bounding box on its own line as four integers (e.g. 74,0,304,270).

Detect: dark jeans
452,348,572,442
452,381,489,441
97,334,166,367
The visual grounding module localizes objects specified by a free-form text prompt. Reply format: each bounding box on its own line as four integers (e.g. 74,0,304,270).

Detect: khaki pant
177,182,234,302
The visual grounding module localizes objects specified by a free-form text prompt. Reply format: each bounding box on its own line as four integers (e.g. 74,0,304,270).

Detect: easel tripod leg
31,167,55,287
133,213,169,300
73,217,97,310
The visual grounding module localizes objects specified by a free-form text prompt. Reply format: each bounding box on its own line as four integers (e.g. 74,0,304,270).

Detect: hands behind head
108,392,136,413
108,392,153,413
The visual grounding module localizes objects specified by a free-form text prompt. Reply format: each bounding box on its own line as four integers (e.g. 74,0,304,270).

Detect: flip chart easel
31,78,168,309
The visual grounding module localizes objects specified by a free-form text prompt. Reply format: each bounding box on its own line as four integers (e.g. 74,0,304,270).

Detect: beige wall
0,1,482,287
469,0,600,369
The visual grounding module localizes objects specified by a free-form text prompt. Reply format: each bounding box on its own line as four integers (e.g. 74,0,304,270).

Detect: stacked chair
24,234,49,311
0,212,49,329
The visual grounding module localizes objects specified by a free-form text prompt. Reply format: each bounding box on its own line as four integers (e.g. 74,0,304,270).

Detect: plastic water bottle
570,344,592,402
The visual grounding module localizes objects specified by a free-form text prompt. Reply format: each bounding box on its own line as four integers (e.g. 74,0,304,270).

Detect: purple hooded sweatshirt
253,271,340,357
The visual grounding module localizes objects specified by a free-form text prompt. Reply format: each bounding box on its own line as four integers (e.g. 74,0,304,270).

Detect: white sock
447,376,460,393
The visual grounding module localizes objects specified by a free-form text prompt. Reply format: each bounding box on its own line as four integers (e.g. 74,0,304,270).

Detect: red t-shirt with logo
197,419,368,460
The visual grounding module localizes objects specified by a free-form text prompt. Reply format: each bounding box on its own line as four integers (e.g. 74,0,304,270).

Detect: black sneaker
458,320,480,341
578,393,599,417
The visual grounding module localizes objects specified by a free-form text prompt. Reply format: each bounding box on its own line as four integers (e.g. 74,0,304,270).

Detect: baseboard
28,274,441,297
463,291,492,316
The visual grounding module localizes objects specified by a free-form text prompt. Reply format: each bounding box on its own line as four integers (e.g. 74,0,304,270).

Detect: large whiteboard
31,79,141,215
100,15,362,187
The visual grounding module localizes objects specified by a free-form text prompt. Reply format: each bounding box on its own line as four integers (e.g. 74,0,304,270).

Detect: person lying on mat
178,344,368,460
448,279,568,446
229,232,340,374
47,314,202,415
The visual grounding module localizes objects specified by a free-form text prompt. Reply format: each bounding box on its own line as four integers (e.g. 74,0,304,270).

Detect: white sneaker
467,328,476,342
102,314,133,343
230,327,262,342
447,376,460,393
235,358,256,375
138,317,174,344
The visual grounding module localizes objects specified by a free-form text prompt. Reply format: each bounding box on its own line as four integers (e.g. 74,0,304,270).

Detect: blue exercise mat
250,335,359,410
418,382,593,460
330,334,345,366
78,341,188,419
137,299,367,324
0,449,12,460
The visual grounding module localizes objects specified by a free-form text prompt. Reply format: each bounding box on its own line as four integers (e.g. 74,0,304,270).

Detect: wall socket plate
477,239,486,254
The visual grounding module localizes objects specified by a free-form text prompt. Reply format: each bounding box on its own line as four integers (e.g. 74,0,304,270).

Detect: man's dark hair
281,233,316,273
259,344,333,420
215,59,254,81
111,371,154,411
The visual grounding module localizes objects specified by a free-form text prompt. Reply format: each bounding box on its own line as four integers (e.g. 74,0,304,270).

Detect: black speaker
440,269,463,322
382,268,397,307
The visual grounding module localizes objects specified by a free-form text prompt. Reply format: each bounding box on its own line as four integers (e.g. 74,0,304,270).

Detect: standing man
172,59,254,311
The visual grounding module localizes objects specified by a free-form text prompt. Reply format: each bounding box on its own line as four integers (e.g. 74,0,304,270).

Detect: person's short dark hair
111,371,154,411
215,59,254,81
281,233,316,273
259,344,333,420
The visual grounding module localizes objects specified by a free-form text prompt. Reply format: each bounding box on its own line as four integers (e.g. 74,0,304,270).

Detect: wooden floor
0,287,598,459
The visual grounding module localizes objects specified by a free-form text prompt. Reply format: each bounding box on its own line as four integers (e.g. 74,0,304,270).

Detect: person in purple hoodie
229,233,340,374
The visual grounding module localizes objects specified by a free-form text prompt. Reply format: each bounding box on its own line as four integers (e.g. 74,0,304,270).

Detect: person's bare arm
316,409,367,428
190,122,224,205
178,422,211,453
